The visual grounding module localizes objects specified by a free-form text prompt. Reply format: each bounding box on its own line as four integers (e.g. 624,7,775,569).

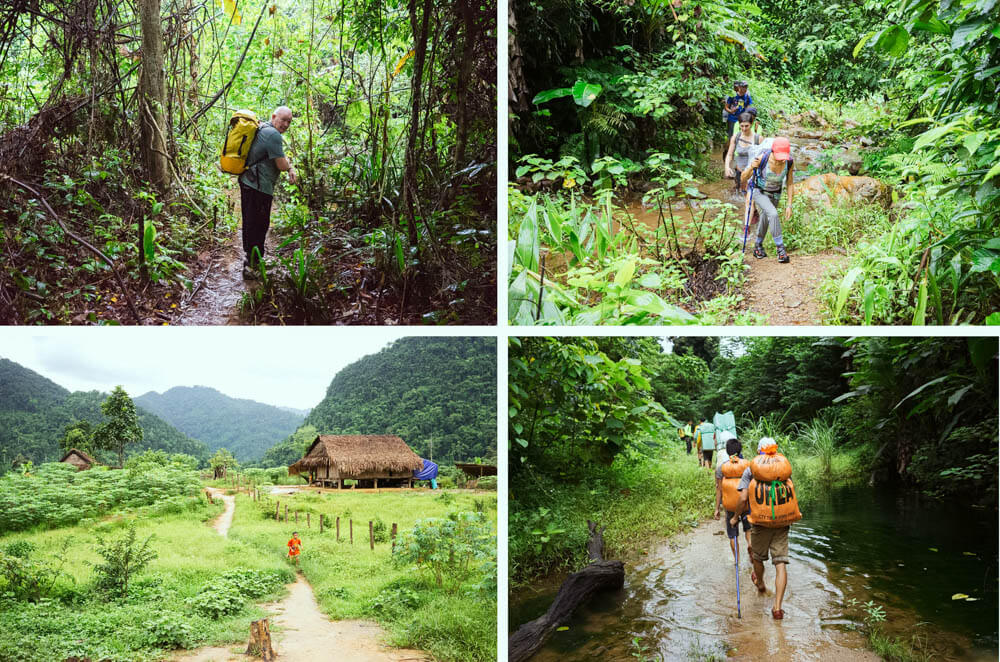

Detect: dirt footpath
170,490,428,662
743,250,846,324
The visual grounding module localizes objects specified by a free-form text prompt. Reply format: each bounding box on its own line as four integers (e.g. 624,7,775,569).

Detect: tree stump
508,521,624,662
246,618,276,660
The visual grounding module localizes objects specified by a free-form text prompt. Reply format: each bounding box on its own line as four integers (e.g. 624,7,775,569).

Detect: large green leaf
143,221,156,262
571,81,602,108
834,267,863,320
874,25,910,56
515,200,540,272
532,87,572,105
951,17,989,50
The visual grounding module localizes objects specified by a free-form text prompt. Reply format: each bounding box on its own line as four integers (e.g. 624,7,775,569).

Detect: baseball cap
771,137,792,161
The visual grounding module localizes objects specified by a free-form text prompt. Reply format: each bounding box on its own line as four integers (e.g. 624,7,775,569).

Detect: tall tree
138,0,169,195
94,387,144,468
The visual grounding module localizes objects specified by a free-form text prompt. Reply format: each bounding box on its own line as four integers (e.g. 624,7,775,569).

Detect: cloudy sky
0,328,470,409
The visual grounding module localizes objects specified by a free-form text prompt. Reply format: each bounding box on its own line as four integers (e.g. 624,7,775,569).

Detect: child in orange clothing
287,532,302,566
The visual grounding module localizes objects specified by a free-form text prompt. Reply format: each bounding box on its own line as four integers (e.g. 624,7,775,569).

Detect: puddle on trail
510,485,997,662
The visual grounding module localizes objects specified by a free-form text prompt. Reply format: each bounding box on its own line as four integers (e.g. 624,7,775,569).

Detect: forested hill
135,386,307,462
302,337,497,464
0,358,209,468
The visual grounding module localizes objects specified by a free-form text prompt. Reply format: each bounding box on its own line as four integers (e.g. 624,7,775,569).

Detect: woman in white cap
741,137,795,263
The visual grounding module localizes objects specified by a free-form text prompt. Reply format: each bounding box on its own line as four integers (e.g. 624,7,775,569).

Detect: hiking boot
242,265,259,280
776,245,790,263
753,244,766,259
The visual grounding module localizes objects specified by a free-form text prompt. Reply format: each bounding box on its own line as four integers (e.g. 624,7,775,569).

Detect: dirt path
742,249,847,324
206,488,235,537
170,490,427,662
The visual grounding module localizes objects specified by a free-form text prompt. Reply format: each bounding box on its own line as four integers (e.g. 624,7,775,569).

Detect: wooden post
275,501,279,520
350,519,353,544
246,618,275,660
319,514,323,533
307,512,310,528
374,478,378,490
391,523,397,552
369,520,374,550
336,517,340,541
284,505,288,523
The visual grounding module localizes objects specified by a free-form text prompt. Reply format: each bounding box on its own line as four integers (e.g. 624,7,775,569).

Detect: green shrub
144,613,195,648
0,539,70,603
392,511,494,592
91,522,157,598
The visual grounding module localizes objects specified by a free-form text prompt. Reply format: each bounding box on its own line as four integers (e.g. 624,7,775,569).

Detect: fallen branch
508,521,625,662
3,175,142,324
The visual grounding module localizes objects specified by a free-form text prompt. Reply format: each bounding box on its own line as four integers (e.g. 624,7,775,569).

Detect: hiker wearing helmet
741,136,795,263
722,81,754,160
724,112,761,193
239,106,298,279
715,434,751,562
731,437,802,620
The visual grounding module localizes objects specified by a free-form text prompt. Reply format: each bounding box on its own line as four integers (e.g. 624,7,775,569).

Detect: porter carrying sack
219,110,261,175
747,452,802,527
721,456,750,513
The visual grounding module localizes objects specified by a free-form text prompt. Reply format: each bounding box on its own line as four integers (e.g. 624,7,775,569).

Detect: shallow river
510,485,997,661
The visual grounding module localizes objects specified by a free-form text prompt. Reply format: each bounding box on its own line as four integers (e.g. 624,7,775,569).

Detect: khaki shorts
750,525,789,565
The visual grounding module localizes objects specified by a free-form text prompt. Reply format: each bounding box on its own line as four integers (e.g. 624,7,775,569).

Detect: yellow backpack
219,110,261,175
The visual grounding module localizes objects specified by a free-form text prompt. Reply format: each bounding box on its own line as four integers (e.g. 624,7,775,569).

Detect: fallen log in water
508,520,625,662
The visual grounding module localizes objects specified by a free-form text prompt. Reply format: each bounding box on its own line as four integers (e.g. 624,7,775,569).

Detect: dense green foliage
0,358,209,468
509,335,998,580
0,0,495,325
304,336,497,463
0,493,292,662
508,0,1000,325
135,386,307,462
0,461,202,534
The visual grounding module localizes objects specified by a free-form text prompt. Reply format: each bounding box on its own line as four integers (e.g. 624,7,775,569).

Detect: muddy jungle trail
0,0,497,325
507,0,1000,326
509,337,999,661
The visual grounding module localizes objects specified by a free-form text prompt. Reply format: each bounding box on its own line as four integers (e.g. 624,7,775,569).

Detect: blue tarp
413,458,439,480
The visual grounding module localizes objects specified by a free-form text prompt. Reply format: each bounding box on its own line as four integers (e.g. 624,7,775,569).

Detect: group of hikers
721,81,795,264
678,419,801,620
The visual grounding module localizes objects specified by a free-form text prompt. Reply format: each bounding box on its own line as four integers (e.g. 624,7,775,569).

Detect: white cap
757,437,777,452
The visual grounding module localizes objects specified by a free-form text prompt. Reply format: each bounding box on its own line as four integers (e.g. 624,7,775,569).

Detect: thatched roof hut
288,435,424,488
59,448,96,471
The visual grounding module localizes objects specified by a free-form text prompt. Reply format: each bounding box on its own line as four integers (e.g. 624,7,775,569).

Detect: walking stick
735,531,742,618
742,180,755,254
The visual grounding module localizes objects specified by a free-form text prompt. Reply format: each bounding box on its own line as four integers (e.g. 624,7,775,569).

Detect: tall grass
795,415,838,477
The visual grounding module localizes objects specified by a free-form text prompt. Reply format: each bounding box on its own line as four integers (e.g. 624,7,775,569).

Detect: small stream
510,484,997,661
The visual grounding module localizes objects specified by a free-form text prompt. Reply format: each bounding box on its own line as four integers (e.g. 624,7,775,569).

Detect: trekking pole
742,180,755,254
735,532,742,618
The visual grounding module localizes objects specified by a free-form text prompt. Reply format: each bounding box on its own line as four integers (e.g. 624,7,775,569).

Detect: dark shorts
725,511,750,539
685,440,692,453
702,450,713,463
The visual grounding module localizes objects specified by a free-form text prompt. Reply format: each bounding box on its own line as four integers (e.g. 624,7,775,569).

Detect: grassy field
0,495,292,662
229,486,498,662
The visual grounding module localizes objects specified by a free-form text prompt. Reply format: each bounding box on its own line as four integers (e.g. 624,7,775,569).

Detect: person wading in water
731,437,802,620
741,136,795,263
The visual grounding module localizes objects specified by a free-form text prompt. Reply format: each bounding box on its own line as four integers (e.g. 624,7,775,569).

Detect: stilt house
59,448,96,471
288,435,424,488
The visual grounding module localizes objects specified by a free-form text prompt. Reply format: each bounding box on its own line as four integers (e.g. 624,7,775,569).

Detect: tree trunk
246,618,276,660
452,0,478,168
508,1,530,120
401,0,434,249
508,521,624,662
138,0,169,195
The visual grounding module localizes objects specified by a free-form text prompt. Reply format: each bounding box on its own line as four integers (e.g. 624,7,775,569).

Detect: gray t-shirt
737,465,753,491
239,122,285,195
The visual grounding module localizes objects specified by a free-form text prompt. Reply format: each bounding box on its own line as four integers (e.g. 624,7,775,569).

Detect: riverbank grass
228,488,497,662
0,498,290,662
510,444,715,583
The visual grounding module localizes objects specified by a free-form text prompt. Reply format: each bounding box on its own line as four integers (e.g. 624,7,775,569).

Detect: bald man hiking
239,106,298,279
